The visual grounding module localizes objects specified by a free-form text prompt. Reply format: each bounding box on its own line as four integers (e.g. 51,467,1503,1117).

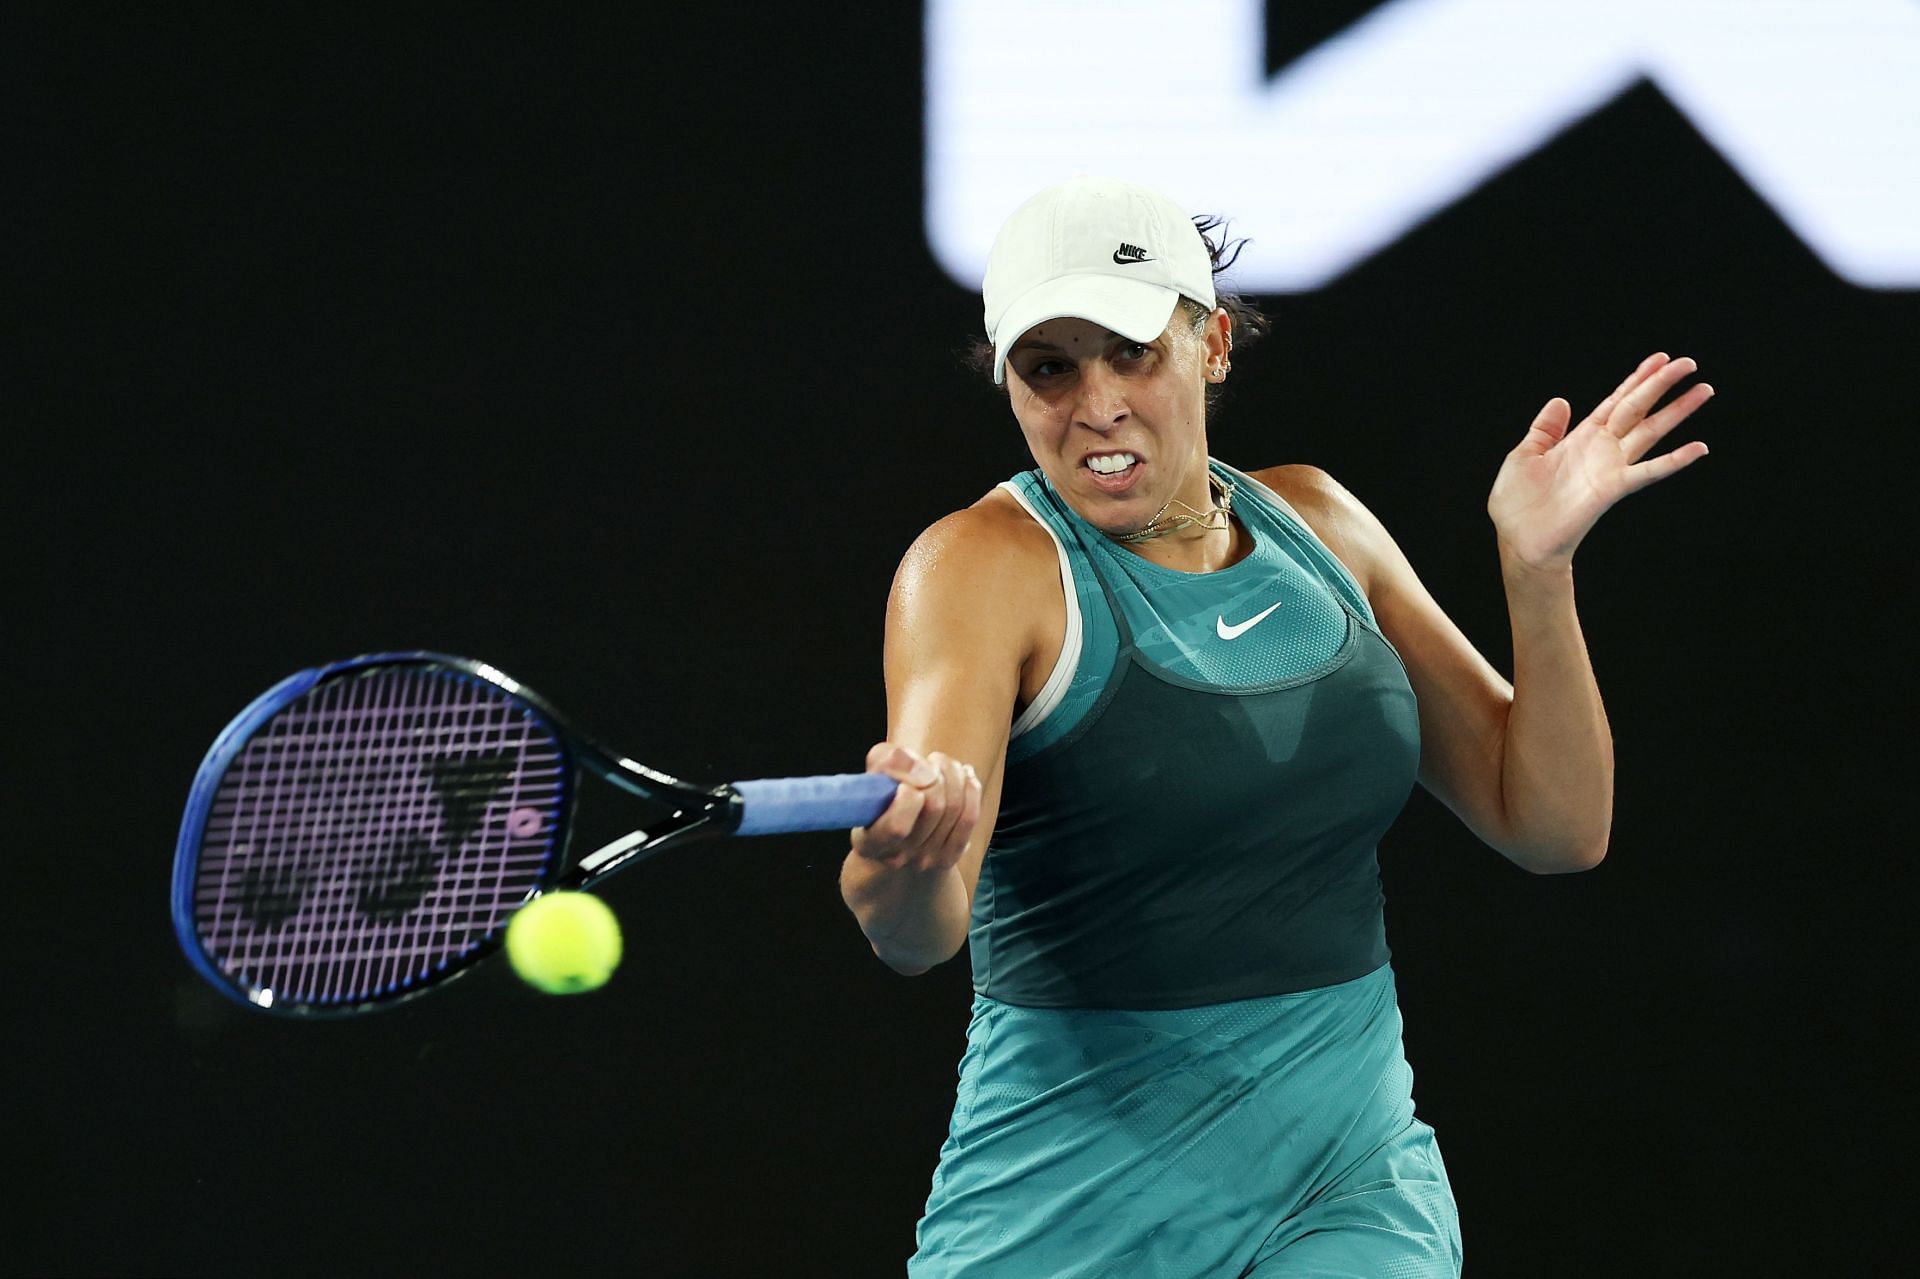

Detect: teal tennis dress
907,461,1463,1277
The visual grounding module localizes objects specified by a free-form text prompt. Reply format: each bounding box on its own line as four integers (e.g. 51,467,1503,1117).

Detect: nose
1072,359,1130,433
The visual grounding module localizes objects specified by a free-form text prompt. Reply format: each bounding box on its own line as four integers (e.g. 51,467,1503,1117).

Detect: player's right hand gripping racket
171,652,895,1017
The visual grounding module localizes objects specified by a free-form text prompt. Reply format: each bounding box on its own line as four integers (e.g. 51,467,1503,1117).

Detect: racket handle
730,773,898,836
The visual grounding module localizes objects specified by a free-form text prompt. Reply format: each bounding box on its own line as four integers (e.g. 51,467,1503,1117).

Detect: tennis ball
504,891,622,995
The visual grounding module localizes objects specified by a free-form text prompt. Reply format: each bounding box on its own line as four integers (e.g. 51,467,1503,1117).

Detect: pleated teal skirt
908,962,1462,1278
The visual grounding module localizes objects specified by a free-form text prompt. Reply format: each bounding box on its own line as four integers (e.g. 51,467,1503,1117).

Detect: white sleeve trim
999,481,1081,741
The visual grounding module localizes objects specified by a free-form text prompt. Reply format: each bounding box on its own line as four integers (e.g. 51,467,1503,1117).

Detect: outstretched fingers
1624,436,1711,492
1603,354,1698,435
1619,380,1714,462
1590,352,1670,427
1617,357,1714,492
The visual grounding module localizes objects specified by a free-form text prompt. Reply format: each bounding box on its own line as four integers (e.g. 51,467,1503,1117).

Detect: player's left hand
1487,352,1713,573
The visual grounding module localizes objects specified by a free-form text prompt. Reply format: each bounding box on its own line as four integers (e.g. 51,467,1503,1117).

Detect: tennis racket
171,651,895,1017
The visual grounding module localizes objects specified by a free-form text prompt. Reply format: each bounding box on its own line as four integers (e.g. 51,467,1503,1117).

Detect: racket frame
172,651,747,1016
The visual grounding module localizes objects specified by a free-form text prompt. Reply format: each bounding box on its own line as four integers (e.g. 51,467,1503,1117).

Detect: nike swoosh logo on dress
1216,601,1283,640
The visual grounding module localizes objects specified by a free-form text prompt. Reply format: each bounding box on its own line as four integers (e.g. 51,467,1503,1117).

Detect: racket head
171,653,576,1016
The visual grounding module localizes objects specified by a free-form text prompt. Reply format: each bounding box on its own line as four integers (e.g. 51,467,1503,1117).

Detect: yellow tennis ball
504,891,622,995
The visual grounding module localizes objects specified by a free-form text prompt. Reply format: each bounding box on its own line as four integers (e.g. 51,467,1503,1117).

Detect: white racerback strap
999,480,1083,740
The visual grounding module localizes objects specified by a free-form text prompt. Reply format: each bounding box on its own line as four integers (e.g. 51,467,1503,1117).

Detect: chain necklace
1112,471,1236,544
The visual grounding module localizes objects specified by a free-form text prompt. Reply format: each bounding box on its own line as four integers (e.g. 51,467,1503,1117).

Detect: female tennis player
840,174,1712,1277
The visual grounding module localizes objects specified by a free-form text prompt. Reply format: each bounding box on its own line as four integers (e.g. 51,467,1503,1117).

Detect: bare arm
1488,556,1611,871
1480,352,1711,867
839,498,1051,972
1266,464,1625,872
1260,354,1711,874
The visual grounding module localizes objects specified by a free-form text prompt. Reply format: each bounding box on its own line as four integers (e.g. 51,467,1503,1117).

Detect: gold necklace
1112,471,1235,544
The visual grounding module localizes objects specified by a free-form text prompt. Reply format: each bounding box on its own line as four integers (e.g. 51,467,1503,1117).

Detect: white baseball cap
982,174,1217,385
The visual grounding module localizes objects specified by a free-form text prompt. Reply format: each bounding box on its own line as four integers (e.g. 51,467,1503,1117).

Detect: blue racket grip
730,772,899,836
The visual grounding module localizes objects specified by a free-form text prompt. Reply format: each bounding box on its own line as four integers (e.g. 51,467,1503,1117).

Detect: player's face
1002,310,1226,538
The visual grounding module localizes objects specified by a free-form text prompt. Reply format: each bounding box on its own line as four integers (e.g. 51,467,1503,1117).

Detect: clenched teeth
1086,453,1138,475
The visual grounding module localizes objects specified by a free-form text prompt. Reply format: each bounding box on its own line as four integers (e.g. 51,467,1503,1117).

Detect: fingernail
909,760,937,786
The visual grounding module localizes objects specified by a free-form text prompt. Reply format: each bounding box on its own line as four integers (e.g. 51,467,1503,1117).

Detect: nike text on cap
983,174,1218,386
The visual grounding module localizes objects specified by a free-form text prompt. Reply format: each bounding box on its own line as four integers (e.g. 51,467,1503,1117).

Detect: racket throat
577,829,652,876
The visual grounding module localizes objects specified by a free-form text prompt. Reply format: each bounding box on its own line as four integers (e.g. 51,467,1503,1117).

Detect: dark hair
965,213,1270,418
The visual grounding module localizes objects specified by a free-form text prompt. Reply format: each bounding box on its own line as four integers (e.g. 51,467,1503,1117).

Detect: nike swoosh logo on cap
1216,601,1282,640
1112,242,1153,264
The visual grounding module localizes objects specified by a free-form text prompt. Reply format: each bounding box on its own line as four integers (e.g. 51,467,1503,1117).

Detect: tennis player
841,174,1711,1277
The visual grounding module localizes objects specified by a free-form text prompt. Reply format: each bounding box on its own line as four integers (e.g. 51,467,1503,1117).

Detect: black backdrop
14,6,1917,1276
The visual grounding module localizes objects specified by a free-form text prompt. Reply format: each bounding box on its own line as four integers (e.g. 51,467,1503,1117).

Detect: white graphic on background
926,0,1920,290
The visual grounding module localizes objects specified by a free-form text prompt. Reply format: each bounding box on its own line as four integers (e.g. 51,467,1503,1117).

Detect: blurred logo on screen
926,0,1920,291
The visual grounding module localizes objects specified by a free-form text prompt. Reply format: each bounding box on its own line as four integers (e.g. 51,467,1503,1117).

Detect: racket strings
193,666,568,1006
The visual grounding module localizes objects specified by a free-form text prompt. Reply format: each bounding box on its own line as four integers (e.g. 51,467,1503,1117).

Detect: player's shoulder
1246,462,1351,517
898,485,1056,578
884,487,1059,667
887,483,1059,626
1245,463,1385,595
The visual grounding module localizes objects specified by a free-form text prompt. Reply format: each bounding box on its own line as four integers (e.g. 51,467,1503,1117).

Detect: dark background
13,5,1916,1276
